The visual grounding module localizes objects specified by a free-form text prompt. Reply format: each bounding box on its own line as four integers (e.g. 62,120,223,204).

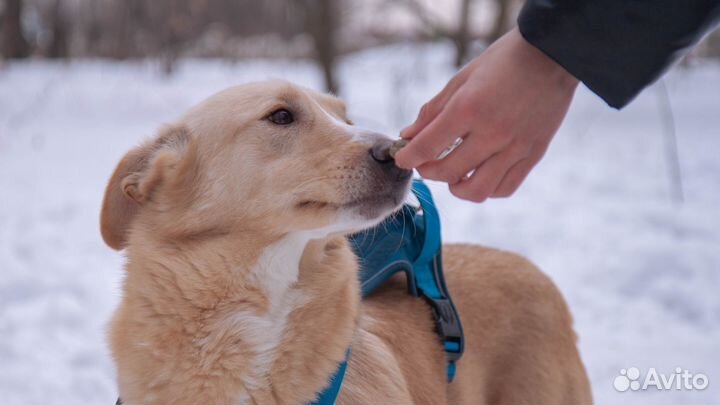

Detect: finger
400,65,473,140
448,151,518,203
492,135,552,197
491,157,536,198
416,131,506,184
394,104,467,169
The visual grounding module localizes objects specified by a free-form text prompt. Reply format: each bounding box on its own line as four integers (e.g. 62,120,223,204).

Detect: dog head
100,80,412,250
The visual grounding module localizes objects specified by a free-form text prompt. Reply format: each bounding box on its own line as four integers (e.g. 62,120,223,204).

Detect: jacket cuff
517,0,720,109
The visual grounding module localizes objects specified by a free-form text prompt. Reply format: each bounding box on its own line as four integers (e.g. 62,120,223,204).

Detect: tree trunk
1,0,30,59
453,0,473,68
302,0,340,94
47,0,69,59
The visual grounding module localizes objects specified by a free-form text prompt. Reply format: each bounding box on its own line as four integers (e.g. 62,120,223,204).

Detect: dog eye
268,109,294,125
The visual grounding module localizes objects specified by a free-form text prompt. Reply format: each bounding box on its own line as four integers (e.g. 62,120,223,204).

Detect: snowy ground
0,44,718,405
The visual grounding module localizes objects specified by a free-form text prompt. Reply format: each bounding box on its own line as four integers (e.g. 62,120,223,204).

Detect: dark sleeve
518,0,720,108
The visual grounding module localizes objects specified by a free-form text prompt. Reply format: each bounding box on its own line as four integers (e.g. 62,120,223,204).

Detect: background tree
2,0,31,59
298,0,341,93
2,0,716,78
45,0,69,58
453,0,474,67
390,0,477,68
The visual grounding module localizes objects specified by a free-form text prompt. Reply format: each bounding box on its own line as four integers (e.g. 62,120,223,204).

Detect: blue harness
311,180,465,405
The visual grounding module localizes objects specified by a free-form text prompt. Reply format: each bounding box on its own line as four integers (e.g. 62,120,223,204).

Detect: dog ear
100,125,191,250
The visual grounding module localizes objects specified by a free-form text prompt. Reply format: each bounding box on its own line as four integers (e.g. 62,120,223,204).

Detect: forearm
518,0,720,108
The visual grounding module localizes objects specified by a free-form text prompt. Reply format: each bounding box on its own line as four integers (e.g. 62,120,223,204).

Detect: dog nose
369,139,394,163
368,139,412,181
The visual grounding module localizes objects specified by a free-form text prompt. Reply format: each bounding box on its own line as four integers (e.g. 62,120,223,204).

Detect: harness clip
422,295,464,363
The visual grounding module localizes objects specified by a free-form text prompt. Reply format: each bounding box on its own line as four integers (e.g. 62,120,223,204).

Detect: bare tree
2,0,31,59
453,0,473,67
155,0,194,74
103,0,138,59
390,0,476,68
46,0,69,58
298,0,341,94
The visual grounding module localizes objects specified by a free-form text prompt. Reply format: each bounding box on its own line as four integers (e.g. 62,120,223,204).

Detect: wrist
508,28,579,91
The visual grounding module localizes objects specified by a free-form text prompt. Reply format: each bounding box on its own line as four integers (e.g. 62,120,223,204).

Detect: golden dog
100,81,592,405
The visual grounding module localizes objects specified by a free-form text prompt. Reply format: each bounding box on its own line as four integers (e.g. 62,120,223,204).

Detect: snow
1,44,718,405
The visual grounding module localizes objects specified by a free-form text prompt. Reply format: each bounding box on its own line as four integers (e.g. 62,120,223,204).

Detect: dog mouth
296,193,403,210
295,200,338,210
296,190,408,215
294,163,413,223
341,193,405,211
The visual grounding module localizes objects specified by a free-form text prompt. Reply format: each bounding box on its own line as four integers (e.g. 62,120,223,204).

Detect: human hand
394,28,579,202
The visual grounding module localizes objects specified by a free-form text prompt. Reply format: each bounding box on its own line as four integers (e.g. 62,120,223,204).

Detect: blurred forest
0,0,527,92
1,0,719,93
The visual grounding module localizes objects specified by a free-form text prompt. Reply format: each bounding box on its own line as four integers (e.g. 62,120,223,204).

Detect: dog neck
115,230,360,405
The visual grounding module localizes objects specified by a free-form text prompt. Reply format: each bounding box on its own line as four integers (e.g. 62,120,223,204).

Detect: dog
100,80,592,405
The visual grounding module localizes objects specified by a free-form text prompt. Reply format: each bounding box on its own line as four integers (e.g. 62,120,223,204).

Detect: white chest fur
218,233,311,394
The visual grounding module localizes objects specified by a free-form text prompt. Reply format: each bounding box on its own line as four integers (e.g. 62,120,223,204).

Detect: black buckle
422,294,464,362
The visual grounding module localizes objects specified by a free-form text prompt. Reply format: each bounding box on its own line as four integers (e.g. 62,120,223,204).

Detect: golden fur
100,80,592,405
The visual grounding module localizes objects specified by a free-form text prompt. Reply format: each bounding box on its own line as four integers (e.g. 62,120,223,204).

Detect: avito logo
614,367,709,392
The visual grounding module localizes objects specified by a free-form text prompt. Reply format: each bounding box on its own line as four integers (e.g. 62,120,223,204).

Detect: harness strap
309,351,350,405
311,180,464,405
351,180,465,380
401,180,464,380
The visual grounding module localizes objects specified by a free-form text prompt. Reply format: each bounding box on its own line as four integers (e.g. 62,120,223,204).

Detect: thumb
394,98,466,170
400,63,473,140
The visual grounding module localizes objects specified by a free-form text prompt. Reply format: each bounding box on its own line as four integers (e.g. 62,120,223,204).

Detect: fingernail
393,152,412,169
399,127,413,139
